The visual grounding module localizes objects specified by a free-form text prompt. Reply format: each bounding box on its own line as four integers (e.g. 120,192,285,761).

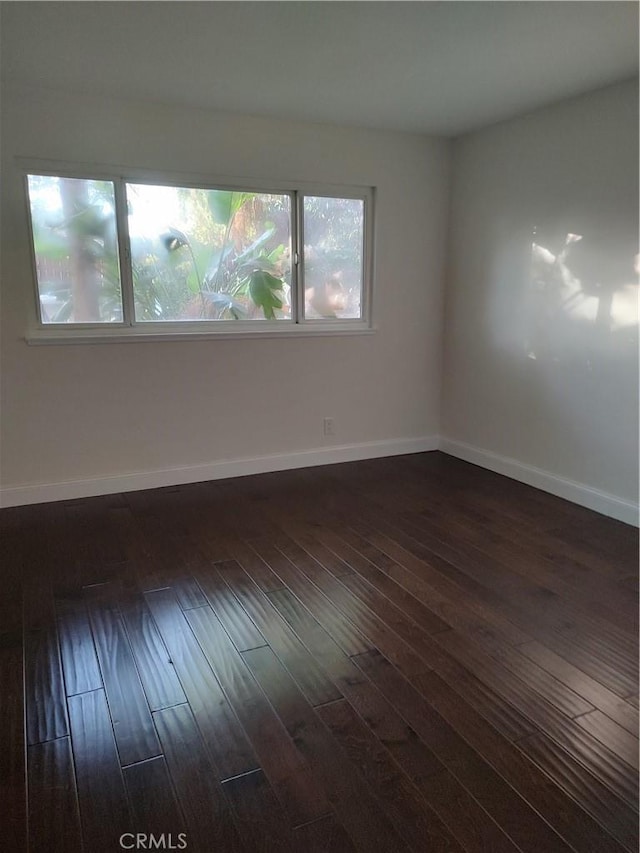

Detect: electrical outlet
323,417,335,436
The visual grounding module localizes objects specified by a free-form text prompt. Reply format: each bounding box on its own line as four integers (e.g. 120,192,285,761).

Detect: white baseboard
0,435,440,508
4,434,636,525
439,437,639,527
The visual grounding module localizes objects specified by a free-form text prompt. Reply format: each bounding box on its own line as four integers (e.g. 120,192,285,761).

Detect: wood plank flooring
0,452,637,852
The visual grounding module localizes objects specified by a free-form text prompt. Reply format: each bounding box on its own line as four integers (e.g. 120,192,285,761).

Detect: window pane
27,175,122,323
126,184,291,322
303,196,364,320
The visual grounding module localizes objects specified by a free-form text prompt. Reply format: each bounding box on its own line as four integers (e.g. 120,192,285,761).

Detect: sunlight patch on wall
526,223,639,362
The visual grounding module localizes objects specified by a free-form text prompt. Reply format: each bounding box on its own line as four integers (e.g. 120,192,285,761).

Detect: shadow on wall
464,214,639,500
526,220,639,364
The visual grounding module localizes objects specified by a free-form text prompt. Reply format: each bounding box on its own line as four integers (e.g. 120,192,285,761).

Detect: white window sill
25,324,376,345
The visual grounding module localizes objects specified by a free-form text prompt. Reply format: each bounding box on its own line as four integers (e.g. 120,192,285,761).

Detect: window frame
20,159,375,344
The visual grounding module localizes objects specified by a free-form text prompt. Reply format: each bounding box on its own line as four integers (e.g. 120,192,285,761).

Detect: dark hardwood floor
1,452,638,852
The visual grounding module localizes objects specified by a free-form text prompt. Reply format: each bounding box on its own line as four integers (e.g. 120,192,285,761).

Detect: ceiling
1,1,637,136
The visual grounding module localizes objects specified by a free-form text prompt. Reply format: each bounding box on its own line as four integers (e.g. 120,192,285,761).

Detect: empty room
0,2,638,852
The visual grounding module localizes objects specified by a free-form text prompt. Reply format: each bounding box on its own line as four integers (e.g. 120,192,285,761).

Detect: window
24,166,373,341
127,184,292,324
303,196,364,320
27,175,123,324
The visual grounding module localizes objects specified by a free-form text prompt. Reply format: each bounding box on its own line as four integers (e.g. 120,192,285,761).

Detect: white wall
0,86,449,501
442,81,639,517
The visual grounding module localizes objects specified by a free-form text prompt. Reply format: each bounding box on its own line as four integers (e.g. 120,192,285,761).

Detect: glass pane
27,175,122,323
303,196,364,320
126,184,292,322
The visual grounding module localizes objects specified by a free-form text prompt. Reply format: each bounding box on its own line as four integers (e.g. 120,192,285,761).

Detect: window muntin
25,169,372,336
303,196,364,320
27,175,123,324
